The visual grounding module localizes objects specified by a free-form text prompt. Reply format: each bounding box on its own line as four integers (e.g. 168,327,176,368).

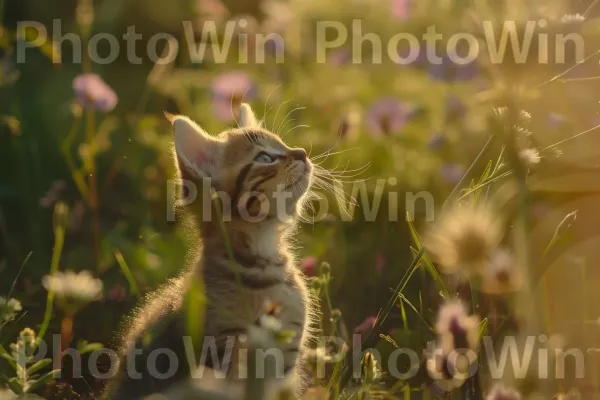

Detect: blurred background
3,0,600,397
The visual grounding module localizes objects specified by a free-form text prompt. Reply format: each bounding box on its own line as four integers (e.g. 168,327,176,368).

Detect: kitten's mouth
284,175,305,190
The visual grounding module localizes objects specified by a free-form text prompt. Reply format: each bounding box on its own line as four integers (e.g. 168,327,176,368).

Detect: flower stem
37,214,66,343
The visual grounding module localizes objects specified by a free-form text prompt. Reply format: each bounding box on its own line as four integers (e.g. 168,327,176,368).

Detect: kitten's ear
239,103,260,128
167,113,221,179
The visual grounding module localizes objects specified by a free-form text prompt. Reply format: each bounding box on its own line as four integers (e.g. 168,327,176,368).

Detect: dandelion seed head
561,14,585,24
42,270,103,302
425,203,503,275
0,297,22,321
519,148,540,166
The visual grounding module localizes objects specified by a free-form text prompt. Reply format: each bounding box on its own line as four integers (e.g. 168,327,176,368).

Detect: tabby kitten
104,104,315,398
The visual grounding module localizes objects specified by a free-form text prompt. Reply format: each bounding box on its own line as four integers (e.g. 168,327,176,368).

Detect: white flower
561,14,585,24
427,301,479,391
0,297,22,321
360,352,381,383
435,301,479,354
482,249,522,294
486,383,521,400
425,203,503,276
519,148,540,166
42,270,103,302
258,314,283,332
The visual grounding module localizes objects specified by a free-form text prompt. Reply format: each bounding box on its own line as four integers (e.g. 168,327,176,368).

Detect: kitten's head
169,103,312,222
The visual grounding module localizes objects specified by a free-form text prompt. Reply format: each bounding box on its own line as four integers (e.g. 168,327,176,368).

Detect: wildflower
428,133,446,151
330,308,342,323
360,352,381,383
482,249,522,294
435,301,479,353
258,314,283,332
301,256,318,276
0,297,22,321
354,316,376,335
440,163,464,184
486,384,521,400
427,52,478,82
334,106,361,140
326,49,352,66
427,301,479,392
10,328,37,360
0,53,20,85
366,98,413,138
518,148,540,166
211,71,256,122
446,96,466,120
425,202,503,276
42,270,103,315
72,73,118,112
39,180,67,209
107,283,127,302
561,14,585,24
391,0,410,21
303,346,332,364
547,113,567,128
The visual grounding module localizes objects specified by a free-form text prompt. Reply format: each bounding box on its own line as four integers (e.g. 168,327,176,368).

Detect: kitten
104,103,316,398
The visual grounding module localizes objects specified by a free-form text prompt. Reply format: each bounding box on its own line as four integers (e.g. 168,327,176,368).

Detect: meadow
2,0,600,398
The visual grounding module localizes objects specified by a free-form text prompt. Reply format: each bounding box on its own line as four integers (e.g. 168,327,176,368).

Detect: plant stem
37,213,66,343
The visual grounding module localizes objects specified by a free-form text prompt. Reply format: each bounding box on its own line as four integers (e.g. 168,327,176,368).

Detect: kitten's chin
290,173,311,199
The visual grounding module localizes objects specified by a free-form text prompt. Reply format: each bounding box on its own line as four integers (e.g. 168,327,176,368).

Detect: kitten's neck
201,217,293,263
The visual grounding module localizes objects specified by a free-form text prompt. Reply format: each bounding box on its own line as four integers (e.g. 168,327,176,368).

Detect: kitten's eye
254,153,276,164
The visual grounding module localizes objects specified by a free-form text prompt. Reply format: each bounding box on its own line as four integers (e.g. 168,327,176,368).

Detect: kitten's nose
290,148,307,162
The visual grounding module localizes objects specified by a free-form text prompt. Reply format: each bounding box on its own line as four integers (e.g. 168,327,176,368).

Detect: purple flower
366,98,413,138
391,0,410,21
440,163,464,184
211,71,257,122
428,133,446,151
72,74,118,112
427,53,478,82
301,256,318,276
354,316,376,335
108,284,127,302
327,49,352,66
40,180,67,209
446,96,466,120
547,113,567,128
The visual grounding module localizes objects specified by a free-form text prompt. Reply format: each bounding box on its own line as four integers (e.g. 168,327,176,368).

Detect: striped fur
104,106,317,399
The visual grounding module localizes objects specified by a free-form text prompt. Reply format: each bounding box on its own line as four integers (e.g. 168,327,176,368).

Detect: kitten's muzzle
289,148,307,162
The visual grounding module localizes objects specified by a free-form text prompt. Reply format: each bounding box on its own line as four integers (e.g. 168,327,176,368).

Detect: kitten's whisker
311,147,360,162
271,100,292,133
282,124,310,138
309,130,345,160
277,106,305,136
261,84,280,127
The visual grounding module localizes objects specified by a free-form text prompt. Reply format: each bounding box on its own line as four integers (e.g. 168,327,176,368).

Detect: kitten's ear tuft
170,115,221,179
239,103,260,129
